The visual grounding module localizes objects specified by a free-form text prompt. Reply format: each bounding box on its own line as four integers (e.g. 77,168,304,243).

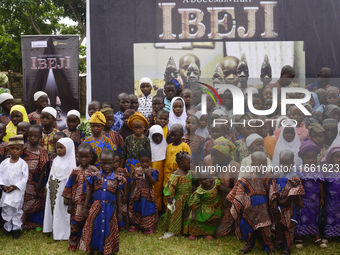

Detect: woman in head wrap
137,77,153,118
121,112,150,195
323,118,339,146
84,111,115,168
3,105,29,142
295,138,326,248
205,137,240,238
118,109,136,141
321,144,340,239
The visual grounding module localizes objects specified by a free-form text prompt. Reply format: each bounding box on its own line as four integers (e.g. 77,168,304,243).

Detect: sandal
315,239,327,248
295,239,303,248
144,228,153,234
188,235,196,240
205,235,214,240
128,225,140,232
280,248,290,255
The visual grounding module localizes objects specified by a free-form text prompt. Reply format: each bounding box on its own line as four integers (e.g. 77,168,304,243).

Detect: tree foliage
0,0,86,73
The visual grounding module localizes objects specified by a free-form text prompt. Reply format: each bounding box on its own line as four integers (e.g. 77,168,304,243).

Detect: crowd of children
0,72,340,255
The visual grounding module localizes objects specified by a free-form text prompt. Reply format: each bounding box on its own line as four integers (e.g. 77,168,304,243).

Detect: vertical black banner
21,35,79,130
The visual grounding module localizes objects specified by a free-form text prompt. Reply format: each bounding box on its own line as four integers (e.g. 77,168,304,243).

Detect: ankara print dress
115,167,130,231
79,171,125,254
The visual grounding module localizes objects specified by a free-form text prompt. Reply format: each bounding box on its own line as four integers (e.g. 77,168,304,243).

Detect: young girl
160,152,194,236
321,145,340,239
323,118,338,146
128,149,158,234
194,111,209,138
3,105,29,142
148,125,167,211
22,125,49,231
168,97,187,135
118,109,135,141
121,112,150,195
62,110,84,153
308,123,328,165
137,77,153,118
43,137,76,240
295,139,326,248
184,173,222,240
40,107,60,159
272,121,303,169
79,149,125,254
62,143,97,252
310,92,321,113
0,93,14,125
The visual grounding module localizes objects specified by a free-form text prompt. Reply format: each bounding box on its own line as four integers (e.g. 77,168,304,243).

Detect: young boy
0,135,29,238
78,100,102,139
137,77,153,117
28,91,49,126
163,81,177,112
274,150,304,255
129,94,139,111
0,123,8,160
323,118,338,146
62,110,84,153
16,122,31,143
155,110,169,141
223,90,233,119
113,93,130,132
180,88,196,115
102,101,113,109
84,111,115,168
0,93,14,126
227,151,277,254
149,96,165,127
21,124,49,230
101,107,124,155
40,107,59,159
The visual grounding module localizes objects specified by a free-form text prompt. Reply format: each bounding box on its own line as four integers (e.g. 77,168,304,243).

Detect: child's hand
298,200,304,209
117,212,122,222
83,207,89,218
167,198,173,204
1,185,8,193
6,185,18,193
320,198,325,205
67,205,73,215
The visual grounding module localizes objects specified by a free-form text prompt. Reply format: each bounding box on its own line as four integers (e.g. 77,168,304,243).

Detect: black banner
21,35,79,129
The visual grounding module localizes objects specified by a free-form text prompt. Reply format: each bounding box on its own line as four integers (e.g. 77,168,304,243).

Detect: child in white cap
40,107,59,158
62,110,84,154
0,93,14,125
28,91,49,126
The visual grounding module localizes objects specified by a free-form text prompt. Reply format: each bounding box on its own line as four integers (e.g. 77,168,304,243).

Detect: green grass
0,227,339,255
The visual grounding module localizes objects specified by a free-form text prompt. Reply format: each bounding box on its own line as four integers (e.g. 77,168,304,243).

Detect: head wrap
171,78,182,90
272,120,303,168
326,86,340,95
8,134,24,145
298,138,321,159
118,109,135,140
100,107,114,116
212,137,236,160
51,137,76,180
127,112,148,130
275,116,289,130
311,92,321,113
322,104,340,120
168,97,187,135
89,111,106,125
139,77,153,87
0,93,13,104
67,110,81,120
33,91,48,102
321,144,340,166
246,133,263,147
3,105,29,143
148,125,167,162
194,110,209,138
212,109,226,117
331,122,340,146
42,106,57,119
308,123,325,136
323,118,338,127
0,72,8,86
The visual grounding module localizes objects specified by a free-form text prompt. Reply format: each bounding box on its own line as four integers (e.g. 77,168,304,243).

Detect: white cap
34,91,48,102
41,106,57,119
67,110,81,120
246,133,263,147
0,93,14,104
139,77,153,87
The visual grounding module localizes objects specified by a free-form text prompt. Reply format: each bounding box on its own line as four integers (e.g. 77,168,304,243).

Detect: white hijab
194,111,210,138
50,137,76,180
272,120,303,168
168,97,187,134
148,125,167,162
331,122,340,146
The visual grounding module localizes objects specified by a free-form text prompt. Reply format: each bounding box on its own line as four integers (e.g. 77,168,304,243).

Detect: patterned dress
79,171,125,254
160,171,194,235
40,128,59,159
62,165,97,246
28,111,42,126
183,179,222,236
129,167,158,229
115,167,130,231
137,94,152,118
275,172,304,248
84,136,115,168
78,120,92,139
234,138,271,164
227,172,277,253
122,135,150,194
62,128,84,153
324,171,340,237
112,111,124,132
21,147,49,229
0,141,8,160
295,170,322,236
0,113,10,126
102,130,124,156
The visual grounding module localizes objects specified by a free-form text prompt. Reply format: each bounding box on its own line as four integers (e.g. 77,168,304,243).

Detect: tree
0,0,86,73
